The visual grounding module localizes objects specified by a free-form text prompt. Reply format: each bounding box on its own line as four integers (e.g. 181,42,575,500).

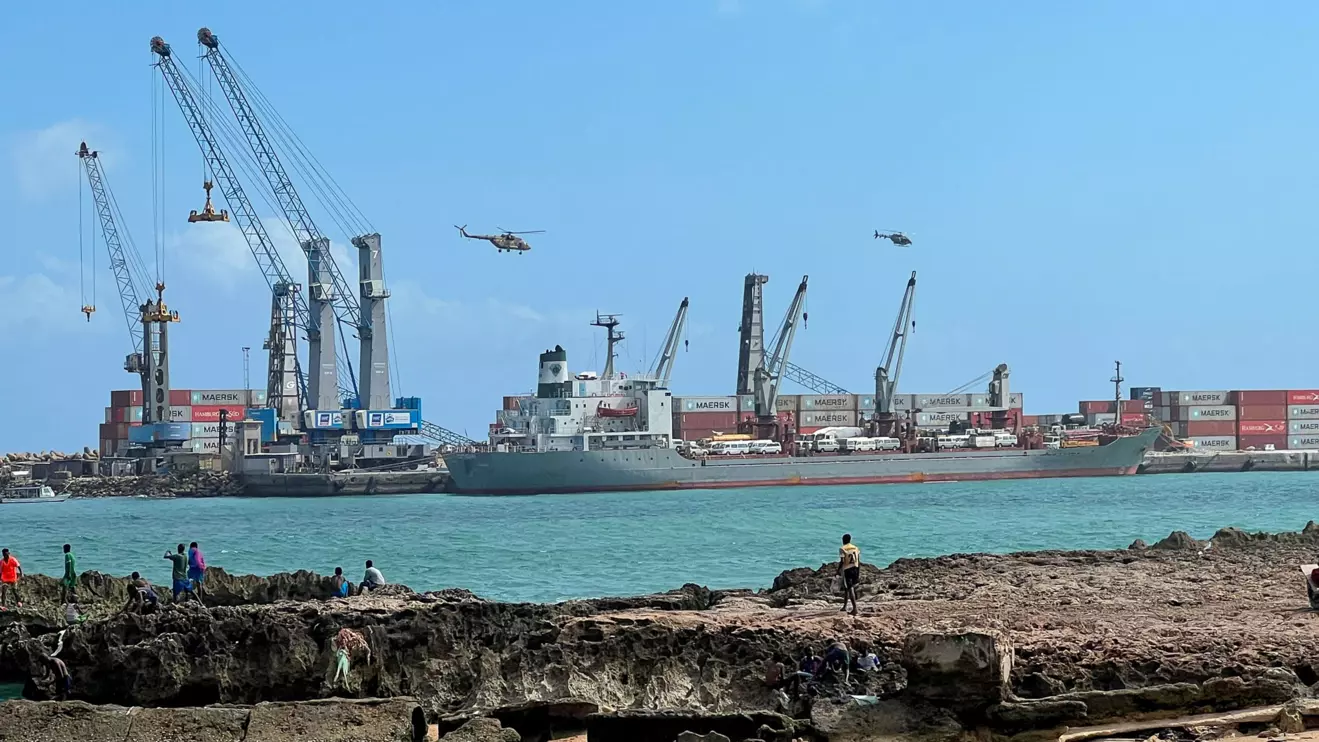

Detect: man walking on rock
838,533,861,616
60,544,77,605
0,548,21,610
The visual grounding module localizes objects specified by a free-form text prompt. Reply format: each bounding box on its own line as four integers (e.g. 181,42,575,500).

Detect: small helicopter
455,225,544,254
874,230,913,246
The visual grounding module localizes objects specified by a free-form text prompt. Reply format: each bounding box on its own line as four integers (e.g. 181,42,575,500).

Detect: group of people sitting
765,639,881,698
120,559,387,613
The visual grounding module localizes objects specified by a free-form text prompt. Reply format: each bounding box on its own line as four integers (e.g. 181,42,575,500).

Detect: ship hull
447,428,1159,495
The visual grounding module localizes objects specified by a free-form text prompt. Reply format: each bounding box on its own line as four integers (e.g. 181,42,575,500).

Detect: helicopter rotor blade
509,230,545,235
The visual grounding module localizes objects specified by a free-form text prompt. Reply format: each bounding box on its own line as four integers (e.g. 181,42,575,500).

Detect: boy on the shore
0,548,21,609
838,534,861,616
165,544,193,602
61,544,77,605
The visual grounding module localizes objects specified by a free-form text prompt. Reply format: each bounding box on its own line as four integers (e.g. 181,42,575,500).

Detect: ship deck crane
151,36,309,420
736,273,848,396
650,297,689,388
870,271,916,439
742,276,809,441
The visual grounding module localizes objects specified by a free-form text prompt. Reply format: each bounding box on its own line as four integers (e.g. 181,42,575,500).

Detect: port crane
740,276,809,441
736,273,849,396
455,225,543,254
869,271,917,438
649,297,689,388
76,142,181,433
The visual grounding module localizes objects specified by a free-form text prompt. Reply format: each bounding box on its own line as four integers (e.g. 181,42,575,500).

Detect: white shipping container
1289,406,1319,420
800,411,859,427
169,406,192,422
1291,435,1319,449
1009,392,1024,409
738,395,754,412
855,395,875,411
776,395,800,413
1289,420,1319,434
1187,436,1236,451
1185,405,1237,421
677,396,738,413
915,411,970,427
186,438,222,453
1179,390,1230,406
915,394,972,409
189,422,228,438
1086,413,1117,425
1159,391,1178,407
250,390,267,406
800,394,856,411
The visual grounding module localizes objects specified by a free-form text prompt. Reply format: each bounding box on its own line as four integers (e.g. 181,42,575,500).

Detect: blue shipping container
128,426,155,444
246,408,278,442
154,423,191,441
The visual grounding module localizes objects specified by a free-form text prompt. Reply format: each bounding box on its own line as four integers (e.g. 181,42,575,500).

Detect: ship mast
592,312,624,379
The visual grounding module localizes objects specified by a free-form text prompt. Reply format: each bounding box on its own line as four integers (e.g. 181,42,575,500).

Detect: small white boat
0,483,69,504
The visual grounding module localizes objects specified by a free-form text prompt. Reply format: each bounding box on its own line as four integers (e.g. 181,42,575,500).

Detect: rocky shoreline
4,523,1319,741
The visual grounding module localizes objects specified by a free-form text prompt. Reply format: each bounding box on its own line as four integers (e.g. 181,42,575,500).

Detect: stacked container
100,389,264,457
1289,390,1319,449
672,396,740,441
1232,390,1287,450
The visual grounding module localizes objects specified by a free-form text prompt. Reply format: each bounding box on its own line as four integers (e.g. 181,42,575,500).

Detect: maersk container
186,438,221,453
1288,390,1319,405
191,390,249,406
915,411,970,427
190,422,225,438
855,395,875,411
800,395,855,411
1290,435,1319,449
107,406,145,423
1288,406,1319,420
168,406,192,422
1290,420,1319,434
251,390,268,406
776,395,799,413
1186,405,1237,421
677,396,737,413
1008,392,1023,409
800,411,858,427
1186,436,1236,451
1179,390,1230,406
915,394,971,409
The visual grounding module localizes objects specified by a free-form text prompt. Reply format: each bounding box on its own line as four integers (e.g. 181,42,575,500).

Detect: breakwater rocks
63,471,243,498
8,523,1319,741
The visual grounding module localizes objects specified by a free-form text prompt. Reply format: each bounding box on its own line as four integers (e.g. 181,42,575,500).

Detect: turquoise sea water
0,472,1315,603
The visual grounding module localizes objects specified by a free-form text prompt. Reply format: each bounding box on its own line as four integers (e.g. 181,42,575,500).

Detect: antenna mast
592,313,624,378
1111,360,1124,424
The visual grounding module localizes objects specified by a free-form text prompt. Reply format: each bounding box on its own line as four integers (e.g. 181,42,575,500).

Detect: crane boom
783,362,849,395
150,36,308,413
77,143,150,364
875,271,916,416
754,276,809,418
651,297,689,388
195,28,359,410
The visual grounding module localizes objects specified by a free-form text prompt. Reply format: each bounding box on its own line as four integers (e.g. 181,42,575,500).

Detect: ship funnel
538,345,570,397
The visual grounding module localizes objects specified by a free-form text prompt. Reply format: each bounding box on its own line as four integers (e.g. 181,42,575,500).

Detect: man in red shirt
0,548,22,609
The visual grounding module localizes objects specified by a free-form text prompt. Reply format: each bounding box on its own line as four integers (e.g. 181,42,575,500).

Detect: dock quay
1139,449,1319,475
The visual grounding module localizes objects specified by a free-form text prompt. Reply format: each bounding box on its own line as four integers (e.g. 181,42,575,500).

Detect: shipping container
914,411,970,428
168,389,191,406
502,396,529,411
1086,412,1117,426
800,411,859,427
915,394,973,409
189,422,232,438
775,395,799,413
1184,405,1237,421
800,395,855,411
190,390,249,406
1185,420,1236,437
855,395,875,411
1288,390,1319,405
186,438,222,454
250,390,267,406
110,390,143,408
1239,420,1287,435
1290,420,1319,434
1290,435,1319,450
190,405,247,422
106,406,145,423
1158,391,1178,407
1178,390,1230,406
1186,436,1236,451
675,411,740,428
891,394,914,412
1233,390,1287,406
1130,386,1160,401
1237,404,1286,421
1289,406,1319,420
99,422,136,440
1238,434,1287,451
1009,392,1024,409
1121,413,1147,425
1079,401,1113,414
676,396,738,413
1154,406,1171,421
1022,414,1040,426
168,406,191,422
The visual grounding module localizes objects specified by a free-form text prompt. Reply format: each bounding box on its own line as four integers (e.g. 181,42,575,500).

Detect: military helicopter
874,230,913,246
455,225,544,254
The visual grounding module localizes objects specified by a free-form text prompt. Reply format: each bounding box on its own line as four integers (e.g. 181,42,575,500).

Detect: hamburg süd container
1237,404,1287,421
1238,420,1286,435
1186,436,1236,451
1178,390,1230,406
190,405,247,422
1237,433,1287,450
1288,406,1319,420
1287,390,1319,405
800,395,855,411
676,396,737,413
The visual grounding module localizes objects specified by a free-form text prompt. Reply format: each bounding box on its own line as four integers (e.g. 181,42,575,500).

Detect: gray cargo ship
446,340,1158,496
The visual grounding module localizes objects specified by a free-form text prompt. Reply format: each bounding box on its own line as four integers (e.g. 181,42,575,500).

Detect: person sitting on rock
854,642,880,673
122,572,159,613
821,640,851,684
331,567,351,598
44,655,71,700
361,560,386,592
330,627,371,687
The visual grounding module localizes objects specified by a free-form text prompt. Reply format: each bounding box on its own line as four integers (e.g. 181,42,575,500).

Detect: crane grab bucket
188,180,230,223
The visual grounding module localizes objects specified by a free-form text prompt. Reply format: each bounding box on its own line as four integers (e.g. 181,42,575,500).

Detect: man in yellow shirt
838,534,861,615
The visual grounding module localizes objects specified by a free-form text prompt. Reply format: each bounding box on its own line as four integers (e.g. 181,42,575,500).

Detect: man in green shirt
60,544,77,604
164,544,193,602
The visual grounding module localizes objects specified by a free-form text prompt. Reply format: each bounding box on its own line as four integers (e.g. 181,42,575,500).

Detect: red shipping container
1185,420,1236,437
678,412,740,429
169,389,193,406
1289,390,1319,405
190,405,247,422
1234,390,1287,406
1021,414,1040,426
1238,420,1286,435
1237,404,1287,421
1079,401,1113,414
110,389,143,407
1238,433,1287,451
1121,400,1145,413
1121,413,1147,424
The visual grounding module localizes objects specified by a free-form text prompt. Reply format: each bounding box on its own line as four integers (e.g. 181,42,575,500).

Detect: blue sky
1,2,1317,452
